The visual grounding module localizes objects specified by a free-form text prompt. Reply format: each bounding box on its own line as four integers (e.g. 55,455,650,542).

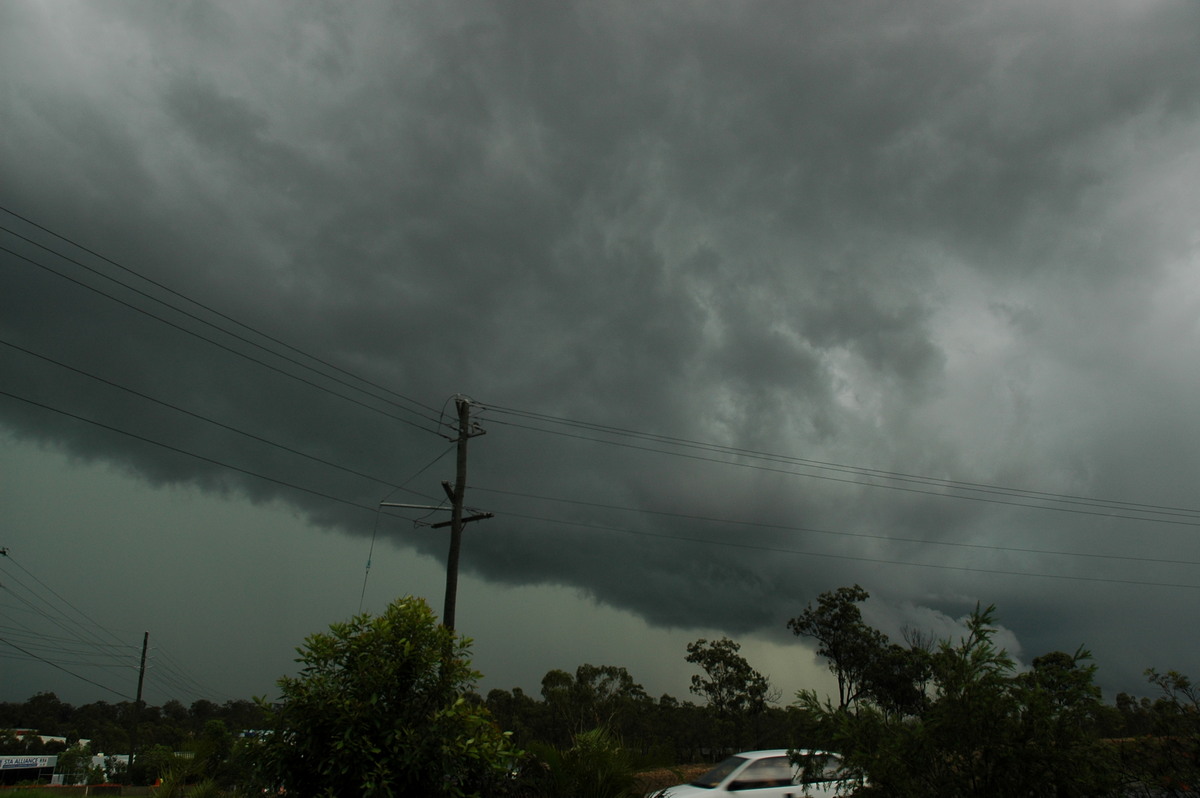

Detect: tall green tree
250,596,518,797
686,637,773,717
686,637,774,751
539,664,650,747
789,585,931,719
788,585,889,710
485,687,542,747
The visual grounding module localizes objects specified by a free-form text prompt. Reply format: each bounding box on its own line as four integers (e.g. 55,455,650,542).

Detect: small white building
0,754,57,785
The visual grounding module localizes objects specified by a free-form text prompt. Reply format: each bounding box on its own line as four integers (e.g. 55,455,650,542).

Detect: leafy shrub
249,596,519,797
520,726,639,798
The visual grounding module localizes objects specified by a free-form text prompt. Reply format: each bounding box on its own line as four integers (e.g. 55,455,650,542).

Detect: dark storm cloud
3,0,1200,698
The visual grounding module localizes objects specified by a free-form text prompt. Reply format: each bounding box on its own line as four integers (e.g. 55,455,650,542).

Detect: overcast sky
3,0,1200,713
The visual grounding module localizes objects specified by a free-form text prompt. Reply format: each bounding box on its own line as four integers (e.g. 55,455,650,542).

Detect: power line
0,651,134,669
484,405,1200,518
2,552,225,703
1,337,424,491
144,648,227,704
5,211,1197,653
0,577,128,661
0,388,389,515
3,548,138,651
0,384,453,698
481,408,1200,527
1,551,144,698
490,507,1200,591
6,373,1192,594
11,211,1188,539
473,485,1200,569
0,625,136,654
484,403,1196,516
0,205,443,419
359,445,456,612
0,241,445,437
0,636,132,699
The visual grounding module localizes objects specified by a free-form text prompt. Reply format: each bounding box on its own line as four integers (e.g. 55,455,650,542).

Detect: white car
649,749,854,798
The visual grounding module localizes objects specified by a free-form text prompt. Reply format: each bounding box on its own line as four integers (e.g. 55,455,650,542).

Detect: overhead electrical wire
0,626,136,669
1,554,136,698
1,337,428,492
1,550,225,703
0,388,391,515
0,652,130,670
0,343,468,525
4,208,1197,627
4,209,1193,530
0,380,458,683
0,205,442,418
472,486,1200,570
0,238,446,438
484,404,1200,519
5,372,1190,596
0,571,131,661
145,647,231,703
10,209,1189,533
3,354,1192,595
489,507,1200,591
480,405,1200,527
0,624,135,655
0,619,133,660
0,552,128,648
0,636,132,699
483,403,1200,519
360,444,456,612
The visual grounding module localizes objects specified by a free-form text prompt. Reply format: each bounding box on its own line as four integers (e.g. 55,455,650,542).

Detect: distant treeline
0,694,263,756
480,661,1197,765
0,658,1189,764
4,587,1200,795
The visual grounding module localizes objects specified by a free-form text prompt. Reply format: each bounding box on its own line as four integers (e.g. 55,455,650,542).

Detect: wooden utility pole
378,395,491,630
130,631,148,769
442,397,471,631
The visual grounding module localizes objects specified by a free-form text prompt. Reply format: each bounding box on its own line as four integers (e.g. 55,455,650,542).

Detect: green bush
520,727,639,798
249,596,519,797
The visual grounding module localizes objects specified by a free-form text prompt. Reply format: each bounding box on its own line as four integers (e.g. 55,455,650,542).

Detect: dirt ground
633,763,712,794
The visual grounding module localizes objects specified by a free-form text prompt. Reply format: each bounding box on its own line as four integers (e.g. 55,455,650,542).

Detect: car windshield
691,755,748,788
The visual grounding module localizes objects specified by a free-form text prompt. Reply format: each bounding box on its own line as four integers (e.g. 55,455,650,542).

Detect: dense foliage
0,693,263,757
520,727,640,798
0,694,263,785
249,596,518,798
485,661,809,765
5,584,1199,796
790,587,1200,797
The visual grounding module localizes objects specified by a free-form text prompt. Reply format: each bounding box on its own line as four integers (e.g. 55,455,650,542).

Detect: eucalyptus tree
686,637,774,752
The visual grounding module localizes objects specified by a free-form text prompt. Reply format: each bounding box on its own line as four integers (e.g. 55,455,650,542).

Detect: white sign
0,755,55,770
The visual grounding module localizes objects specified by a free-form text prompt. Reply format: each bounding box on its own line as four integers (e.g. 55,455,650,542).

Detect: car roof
734,749,837,760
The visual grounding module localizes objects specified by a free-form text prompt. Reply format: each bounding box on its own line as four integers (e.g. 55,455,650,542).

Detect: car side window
798,753,842,784
729,756,795,789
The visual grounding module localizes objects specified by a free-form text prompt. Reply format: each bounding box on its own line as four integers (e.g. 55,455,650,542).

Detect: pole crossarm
379,502,449,511
430,512,493,529
390,394,491,630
